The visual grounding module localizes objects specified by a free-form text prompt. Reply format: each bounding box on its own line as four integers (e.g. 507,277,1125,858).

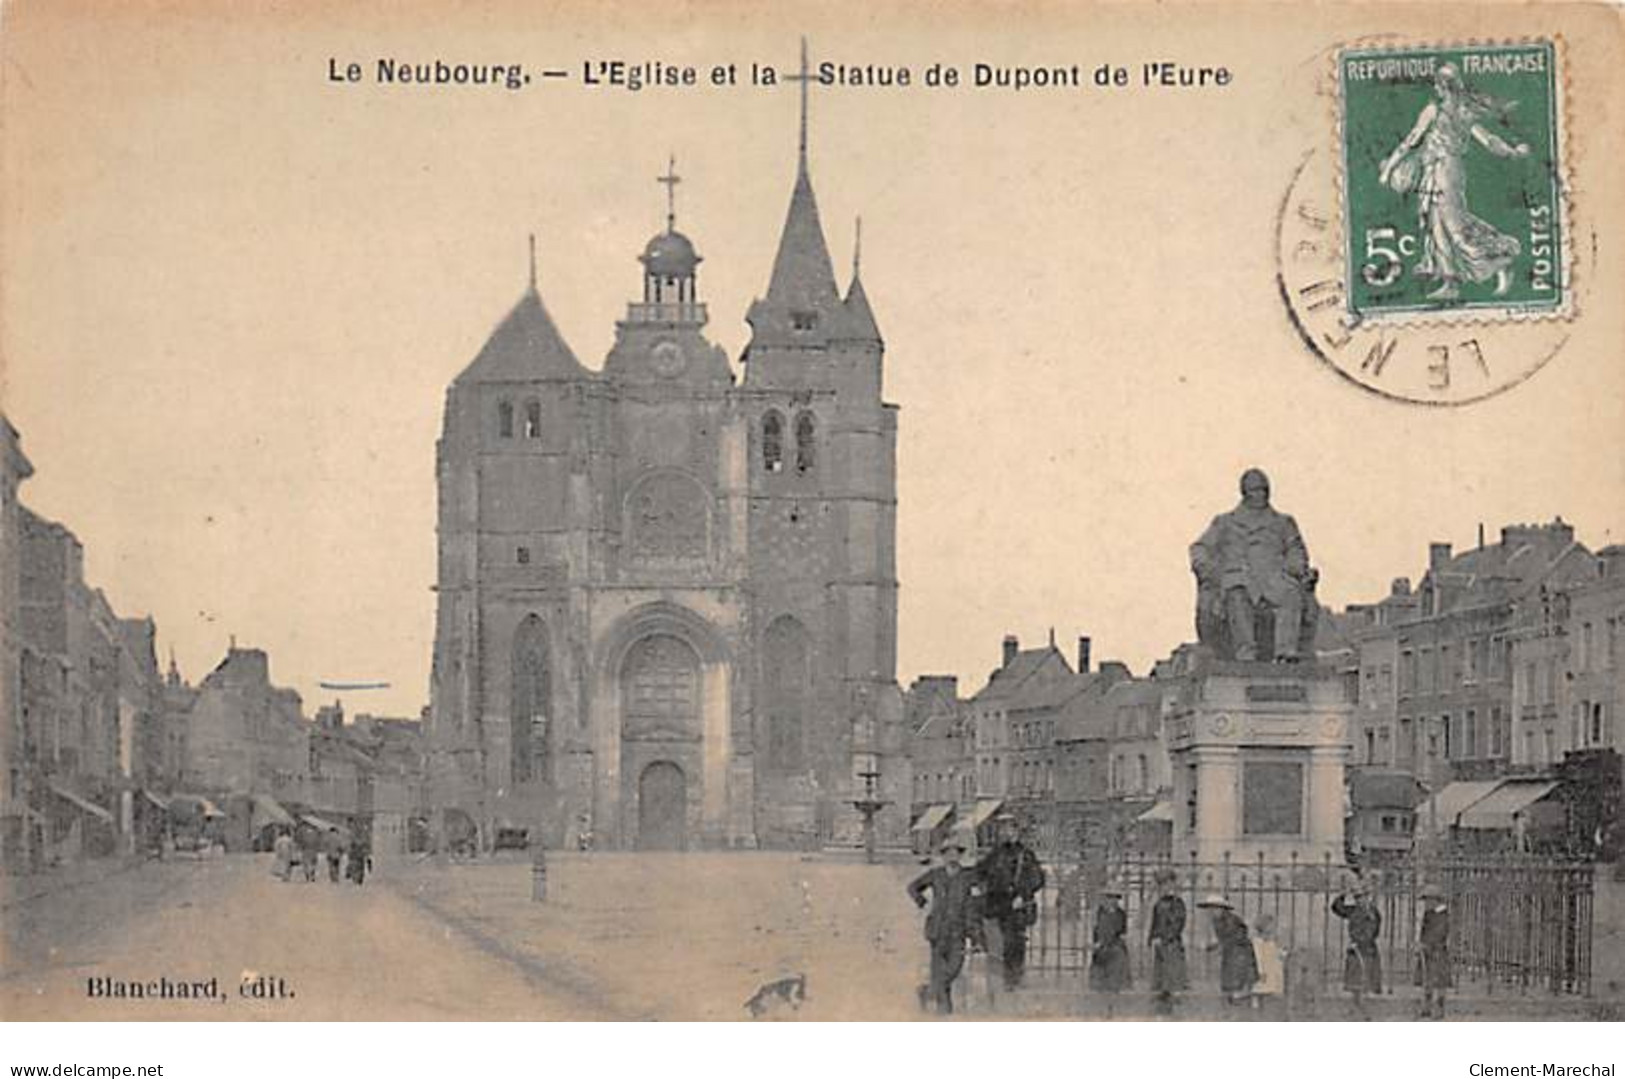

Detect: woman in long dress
1378,63,1530,300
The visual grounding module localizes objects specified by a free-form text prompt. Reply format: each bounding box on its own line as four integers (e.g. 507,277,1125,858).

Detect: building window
794,411,816,474
791,311,816,331
524,400,542,439
498,400,514,438
761,411,784,473
1594,703,1607,746
516,546,530,564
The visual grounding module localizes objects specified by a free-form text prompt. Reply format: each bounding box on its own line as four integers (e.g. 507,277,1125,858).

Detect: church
427,80,905,851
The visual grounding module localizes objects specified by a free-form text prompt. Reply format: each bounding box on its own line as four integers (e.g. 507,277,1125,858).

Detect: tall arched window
622,635,701,739
511,615,551,785
498,400,515,439
763,616,811,771
762,411,784,473
524,400,542,439
795,411,816,473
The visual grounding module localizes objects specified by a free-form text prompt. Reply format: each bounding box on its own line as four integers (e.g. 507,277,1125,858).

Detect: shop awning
911,804,954,833
1457,782,1561,831
965,799,1004,830
300,814,345,833
1137,800,1174,823
251,795,294,827
1416,780,1501,836
49,783,113,824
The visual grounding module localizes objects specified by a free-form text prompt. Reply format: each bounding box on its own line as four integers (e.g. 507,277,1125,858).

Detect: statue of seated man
1190,468,1317,662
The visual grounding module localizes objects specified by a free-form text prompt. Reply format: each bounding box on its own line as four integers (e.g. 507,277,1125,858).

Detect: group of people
271,823,371,886
906,813,1046,1015
908,829,1457,1019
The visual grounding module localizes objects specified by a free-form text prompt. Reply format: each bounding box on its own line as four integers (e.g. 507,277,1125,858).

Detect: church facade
427,113,905,851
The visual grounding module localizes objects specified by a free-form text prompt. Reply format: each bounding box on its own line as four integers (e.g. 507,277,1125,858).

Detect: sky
4,1,1622,719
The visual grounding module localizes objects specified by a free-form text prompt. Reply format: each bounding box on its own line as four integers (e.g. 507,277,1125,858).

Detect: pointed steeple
455,237,591,384
749,38,841,340
837,216,882,343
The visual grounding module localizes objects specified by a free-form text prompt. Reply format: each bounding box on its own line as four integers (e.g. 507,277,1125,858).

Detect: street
4,852,1619,1021
1,854,605,1020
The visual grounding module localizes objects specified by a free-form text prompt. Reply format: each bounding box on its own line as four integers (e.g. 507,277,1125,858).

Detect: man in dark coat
1148,869,1188,1016
323,827,345,883
296,824,321,882
1418,884,1452,1019
973,814,1046,990
1332,882,1383,1016
908,838,982,1015
1200,894,1257,1005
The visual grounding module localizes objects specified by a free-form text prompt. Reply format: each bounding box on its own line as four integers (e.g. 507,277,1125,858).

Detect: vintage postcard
1,0,1622,1026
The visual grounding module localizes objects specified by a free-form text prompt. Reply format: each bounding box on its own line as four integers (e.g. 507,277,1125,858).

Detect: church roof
641,229,701,278
833,271,882,343
748,165,843,339
455,288,591,385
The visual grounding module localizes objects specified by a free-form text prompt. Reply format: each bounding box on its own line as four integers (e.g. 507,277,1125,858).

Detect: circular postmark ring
1276,148,1582,408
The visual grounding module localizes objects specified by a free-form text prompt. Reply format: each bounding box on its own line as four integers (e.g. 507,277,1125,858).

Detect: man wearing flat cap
908,838,983,1014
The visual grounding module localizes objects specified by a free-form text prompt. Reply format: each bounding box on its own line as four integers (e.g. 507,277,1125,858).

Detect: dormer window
524,400,542,439
762,411,784,473
791,311,817,331
498,401,514,439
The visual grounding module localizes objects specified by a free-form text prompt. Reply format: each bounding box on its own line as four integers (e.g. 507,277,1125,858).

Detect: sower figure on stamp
1190,469,1318,663
1148,869,1188,1017
1332,880,1383,1018
974,812,1046,992
1377,63,1530,302
908,838,983,1016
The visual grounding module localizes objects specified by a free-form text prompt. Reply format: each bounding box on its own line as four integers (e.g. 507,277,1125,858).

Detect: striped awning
1137,800,1174,823
1457,782,1560,831
966,799,1004,829
251,795,295,827
910,804,954,833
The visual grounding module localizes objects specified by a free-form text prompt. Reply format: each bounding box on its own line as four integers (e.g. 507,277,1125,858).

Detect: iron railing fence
1026,849,1594,997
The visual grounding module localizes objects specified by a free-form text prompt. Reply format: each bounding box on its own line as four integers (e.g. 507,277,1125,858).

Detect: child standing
1251,913,1285,1017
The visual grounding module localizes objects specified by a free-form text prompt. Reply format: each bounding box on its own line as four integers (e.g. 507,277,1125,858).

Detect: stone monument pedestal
1166,659,1349,865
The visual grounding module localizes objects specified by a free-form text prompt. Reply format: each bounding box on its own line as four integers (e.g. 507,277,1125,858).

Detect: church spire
527,233,537,294
838,215,882,344
749,37,840,337
797,36,810,174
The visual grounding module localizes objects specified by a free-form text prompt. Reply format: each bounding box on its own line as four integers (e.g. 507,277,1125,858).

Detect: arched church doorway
637,761,687,850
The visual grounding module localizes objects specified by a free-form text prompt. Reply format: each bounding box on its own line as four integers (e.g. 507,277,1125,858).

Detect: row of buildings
907,519,1625,861
0,415,429,873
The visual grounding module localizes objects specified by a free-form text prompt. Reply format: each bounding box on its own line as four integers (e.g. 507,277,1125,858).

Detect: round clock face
652,341,685,378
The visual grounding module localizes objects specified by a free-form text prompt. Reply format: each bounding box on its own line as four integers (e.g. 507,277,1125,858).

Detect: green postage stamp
1338,41,1566,321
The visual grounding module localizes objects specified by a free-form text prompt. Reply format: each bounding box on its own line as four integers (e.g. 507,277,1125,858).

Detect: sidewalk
384,854,1617,1022
0,851,155,911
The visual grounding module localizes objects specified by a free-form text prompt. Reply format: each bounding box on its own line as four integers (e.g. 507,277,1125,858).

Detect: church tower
429,42,901,851
741,41,903,847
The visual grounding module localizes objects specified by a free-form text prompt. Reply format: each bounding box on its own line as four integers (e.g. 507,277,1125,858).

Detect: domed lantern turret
631,156,705,324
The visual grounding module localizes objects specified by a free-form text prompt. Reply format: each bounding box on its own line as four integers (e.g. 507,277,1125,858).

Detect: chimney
1391,577,1411,596
1002,635,1019,668
1428,542,1453,572
1077,636,1092,674
1478,522,1486,549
